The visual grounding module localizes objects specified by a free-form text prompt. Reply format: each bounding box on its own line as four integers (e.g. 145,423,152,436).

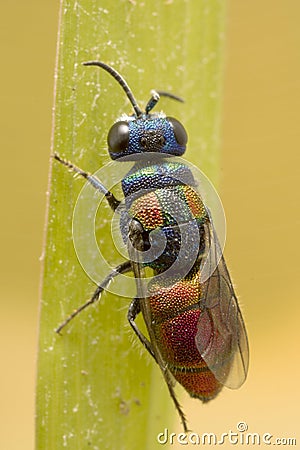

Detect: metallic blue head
82,61,188,161
107,113,187,160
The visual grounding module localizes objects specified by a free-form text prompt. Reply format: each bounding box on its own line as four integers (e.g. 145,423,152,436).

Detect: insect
55,61,249,431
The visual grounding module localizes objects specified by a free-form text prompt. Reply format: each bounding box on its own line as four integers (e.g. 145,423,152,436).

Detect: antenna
145,89,184,114
83,61,143,117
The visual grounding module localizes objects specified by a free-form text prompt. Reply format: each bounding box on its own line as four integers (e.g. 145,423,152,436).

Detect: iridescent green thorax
129,185,206,230
120,158,208,274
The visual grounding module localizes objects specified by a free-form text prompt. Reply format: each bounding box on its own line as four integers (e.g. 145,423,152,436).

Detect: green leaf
36,0,225,448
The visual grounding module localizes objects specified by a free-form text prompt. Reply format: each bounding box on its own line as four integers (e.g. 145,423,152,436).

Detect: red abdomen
148,271,222,401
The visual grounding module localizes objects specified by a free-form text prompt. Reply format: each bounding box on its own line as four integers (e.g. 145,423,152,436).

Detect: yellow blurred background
1,1,299,449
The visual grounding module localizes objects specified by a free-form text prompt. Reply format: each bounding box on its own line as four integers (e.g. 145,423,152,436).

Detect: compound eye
107,121,129,153
167,117,188,146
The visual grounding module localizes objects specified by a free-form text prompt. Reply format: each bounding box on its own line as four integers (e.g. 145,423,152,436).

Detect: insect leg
56,260,131,334
128,219,189,432
54,153,120,211
127,297,157,362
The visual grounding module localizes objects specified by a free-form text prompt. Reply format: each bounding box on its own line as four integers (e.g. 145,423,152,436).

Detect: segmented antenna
145,89,184,114
83,61,184,116
83,61,143,117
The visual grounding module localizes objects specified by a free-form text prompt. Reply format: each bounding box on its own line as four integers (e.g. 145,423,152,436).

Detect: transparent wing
196,221,249,389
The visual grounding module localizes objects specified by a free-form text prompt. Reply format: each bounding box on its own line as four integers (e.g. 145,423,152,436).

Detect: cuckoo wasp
55,61,249,431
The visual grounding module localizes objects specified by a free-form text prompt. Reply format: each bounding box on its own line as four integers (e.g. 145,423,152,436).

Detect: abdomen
148,270,222,401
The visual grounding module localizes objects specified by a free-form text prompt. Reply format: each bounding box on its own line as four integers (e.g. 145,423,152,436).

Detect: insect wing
196,222,249,389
